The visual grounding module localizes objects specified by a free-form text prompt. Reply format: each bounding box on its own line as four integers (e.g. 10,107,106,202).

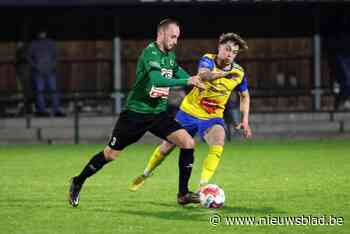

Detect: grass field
0,140,349,234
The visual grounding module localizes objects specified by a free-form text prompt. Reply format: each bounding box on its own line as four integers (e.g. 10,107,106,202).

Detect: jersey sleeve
236,75,249,93
198,56,214,71
174,66,190,80
149,70,188,87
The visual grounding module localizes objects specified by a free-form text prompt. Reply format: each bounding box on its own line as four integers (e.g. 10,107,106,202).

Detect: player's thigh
149,112,194,149
149,112,182,140
175,110,199,137
204,124,226,146
166,129,194,149
108,111,148,151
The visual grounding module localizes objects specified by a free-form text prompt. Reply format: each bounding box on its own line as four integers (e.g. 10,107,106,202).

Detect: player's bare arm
198,67,242,81
198,67,227,81
187,75,206,89
238,90,252,139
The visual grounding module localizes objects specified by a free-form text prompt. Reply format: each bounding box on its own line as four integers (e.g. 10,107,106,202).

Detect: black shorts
108,110,183,150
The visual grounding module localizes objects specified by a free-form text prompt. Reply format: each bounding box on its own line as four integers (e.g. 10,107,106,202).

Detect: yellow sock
200,145,223,186
144,145,172,176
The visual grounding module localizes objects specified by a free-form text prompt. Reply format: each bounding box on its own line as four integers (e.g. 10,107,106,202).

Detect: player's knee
215,139,225,146
103,147,120,161
188,138,195,148
179,137,195,149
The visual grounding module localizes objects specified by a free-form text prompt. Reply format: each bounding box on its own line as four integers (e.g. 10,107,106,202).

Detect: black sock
178,148,194,196
75,151,109,185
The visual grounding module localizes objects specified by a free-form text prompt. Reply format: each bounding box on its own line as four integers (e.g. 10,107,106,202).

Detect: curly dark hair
219,33,248,52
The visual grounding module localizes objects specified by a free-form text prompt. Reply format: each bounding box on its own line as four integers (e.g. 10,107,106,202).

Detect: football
199,184,225,208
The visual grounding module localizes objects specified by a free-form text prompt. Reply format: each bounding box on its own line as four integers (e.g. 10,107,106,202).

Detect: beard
165,43,175,52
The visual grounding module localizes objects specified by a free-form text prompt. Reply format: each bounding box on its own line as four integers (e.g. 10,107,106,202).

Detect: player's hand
243,125,252,139
235,122,252,139
188,75,206,90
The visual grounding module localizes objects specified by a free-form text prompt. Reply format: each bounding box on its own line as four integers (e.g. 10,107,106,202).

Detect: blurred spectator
276,72,286,87
325,16,350,110
335,45,350,110
27,30,65,117
289,74,298,88
15,41,33,115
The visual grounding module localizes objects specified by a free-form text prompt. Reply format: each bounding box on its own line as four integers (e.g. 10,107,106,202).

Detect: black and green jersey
124,42,190,114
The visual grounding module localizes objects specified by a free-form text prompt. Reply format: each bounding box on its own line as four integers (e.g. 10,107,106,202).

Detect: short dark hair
219,32,248,52
157,18,180,32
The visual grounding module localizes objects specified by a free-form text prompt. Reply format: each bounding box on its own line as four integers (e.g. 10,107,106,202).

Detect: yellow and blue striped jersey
180,53,248,119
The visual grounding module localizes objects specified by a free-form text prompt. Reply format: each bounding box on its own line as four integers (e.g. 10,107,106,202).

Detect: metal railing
1,87,348,144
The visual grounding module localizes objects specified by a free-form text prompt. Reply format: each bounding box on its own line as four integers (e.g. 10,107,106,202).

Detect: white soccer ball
199,184,225,208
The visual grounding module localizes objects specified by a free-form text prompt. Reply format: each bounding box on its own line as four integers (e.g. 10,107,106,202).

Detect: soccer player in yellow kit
130,33,252,191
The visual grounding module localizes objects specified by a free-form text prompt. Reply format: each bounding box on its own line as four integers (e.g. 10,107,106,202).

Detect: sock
178,148,194,196
144,145,173,176
200,145,223,186
75,151,109,185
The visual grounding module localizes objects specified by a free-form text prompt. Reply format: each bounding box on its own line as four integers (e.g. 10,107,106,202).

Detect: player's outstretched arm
197,68,227,81
187,75,206,90
149,70,189,87
173,67,205,89
197,67,244,81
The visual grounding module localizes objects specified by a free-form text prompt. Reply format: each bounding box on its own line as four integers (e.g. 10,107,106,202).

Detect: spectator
328,32,350,110
325,15,350,110
15,41,33,115
27,30,65,117
335,40,350,110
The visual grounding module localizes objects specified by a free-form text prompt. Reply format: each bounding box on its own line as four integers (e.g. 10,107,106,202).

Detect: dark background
1,1,349,112
0,2,349,41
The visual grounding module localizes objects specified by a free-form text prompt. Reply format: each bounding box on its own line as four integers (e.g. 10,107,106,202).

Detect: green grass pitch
0,140,349,234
